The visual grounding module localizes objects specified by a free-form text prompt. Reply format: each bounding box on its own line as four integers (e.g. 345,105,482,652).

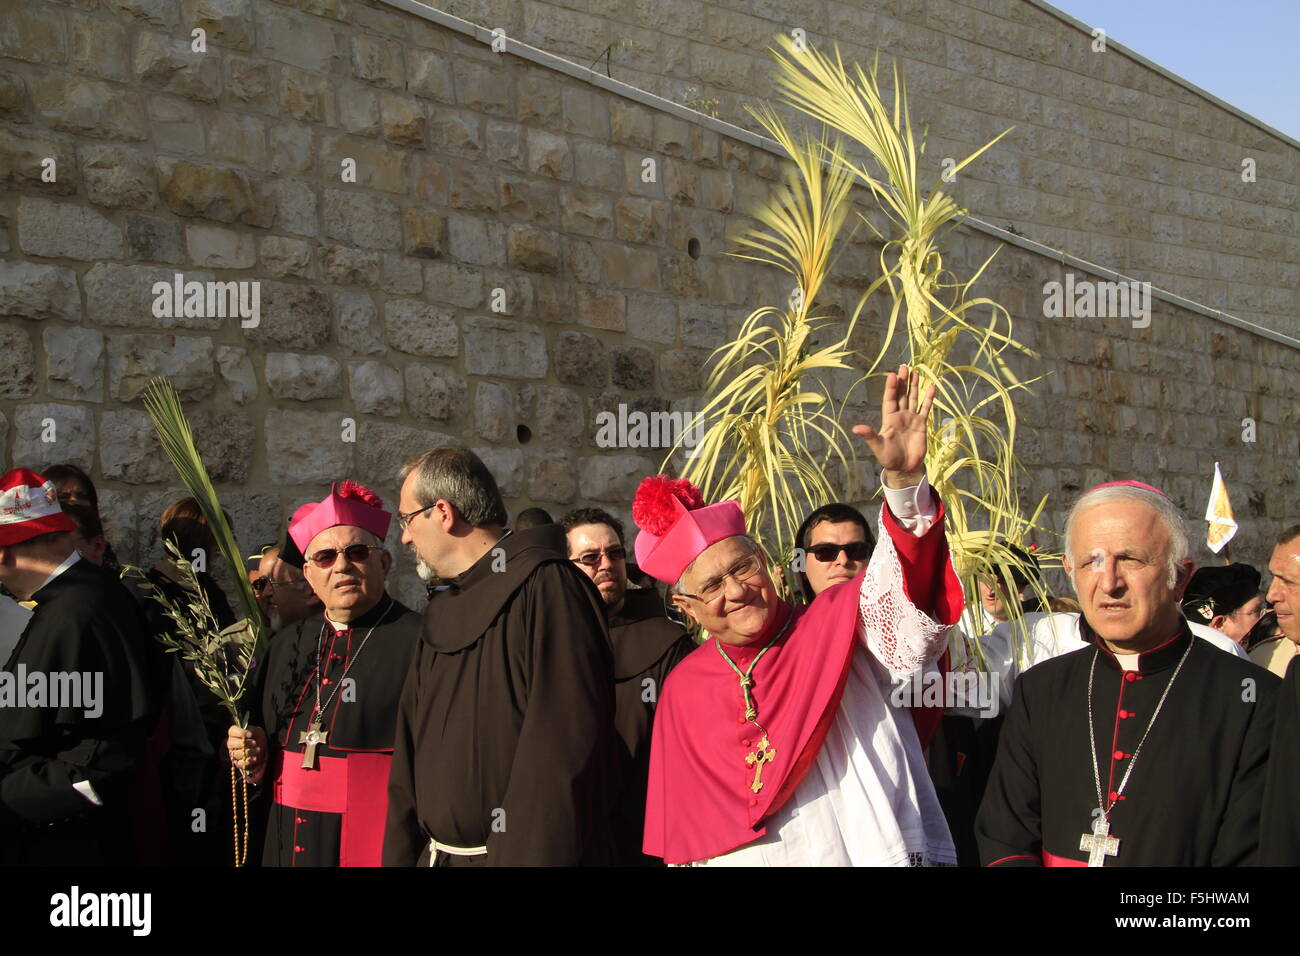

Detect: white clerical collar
1114,651,1140,671
326,597,392,632
32,548,82,596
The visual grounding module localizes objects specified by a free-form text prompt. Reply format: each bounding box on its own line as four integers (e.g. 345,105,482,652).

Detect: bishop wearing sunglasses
638,365,966,866
227,480,421,867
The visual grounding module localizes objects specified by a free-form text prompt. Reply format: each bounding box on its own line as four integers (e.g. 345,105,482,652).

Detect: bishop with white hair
976,480,1279,866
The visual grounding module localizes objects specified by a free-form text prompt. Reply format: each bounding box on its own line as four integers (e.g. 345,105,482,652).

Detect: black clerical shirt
977,618,1278,866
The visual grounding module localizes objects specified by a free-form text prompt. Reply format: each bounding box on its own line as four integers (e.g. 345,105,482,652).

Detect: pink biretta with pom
631,474,747,585
288,480,392,554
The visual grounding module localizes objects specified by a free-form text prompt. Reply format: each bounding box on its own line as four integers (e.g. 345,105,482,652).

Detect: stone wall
456,0,1299,339
0,0,1296,608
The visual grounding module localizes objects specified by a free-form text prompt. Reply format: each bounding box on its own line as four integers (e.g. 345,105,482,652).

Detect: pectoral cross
745,736,776,793
299,720,329,769
1079,816,1120,867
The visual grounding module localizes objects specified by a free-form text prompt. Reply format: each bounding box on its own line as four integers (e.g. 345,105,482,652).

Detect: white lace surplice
694,480,958,867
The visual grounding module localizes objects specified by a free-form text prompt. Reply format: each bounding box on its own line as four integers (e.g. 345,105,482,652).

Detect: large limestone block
349,360,402,416
0,261,79,320
264,408,354,484
108,333,215,401
13,403,95,472
245,281,331,349
385,299,458,357
133,31,222,102
0,325,36,399
17,197,123,260
265,352,344,401
404,363,467,423
44,326,104,401
100,409,171,483
463,317,547,378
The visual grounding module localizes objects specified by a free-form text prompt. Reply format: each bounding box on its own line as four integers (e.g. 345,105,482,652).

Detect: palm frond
678,36,1057,655
140,378,266,716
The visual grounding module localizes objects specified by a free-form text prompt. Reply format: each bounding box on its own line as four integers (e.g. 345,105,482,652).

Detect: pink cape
642,502,963,864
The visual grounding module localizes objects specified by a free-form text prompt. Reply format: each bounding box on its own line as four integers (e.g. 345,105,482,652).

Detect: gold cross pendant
745,736,776,793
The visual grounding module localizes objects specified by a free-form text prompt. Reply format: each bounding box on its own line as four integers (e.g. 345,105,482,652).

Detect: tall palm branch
674,37,1056,660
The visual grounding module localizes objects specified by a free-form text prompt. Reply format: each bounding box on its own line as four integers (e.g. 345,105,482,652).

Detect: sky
1050,0,1300,140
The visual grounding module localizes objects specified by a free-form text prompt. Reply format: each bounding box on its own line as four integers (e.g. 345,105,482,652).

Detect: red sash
1042,849,1086,867
272,751,393,867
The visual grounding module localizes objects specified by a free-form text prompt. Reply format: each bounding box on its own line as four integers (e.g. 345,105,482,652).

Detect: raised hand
851,364,935,488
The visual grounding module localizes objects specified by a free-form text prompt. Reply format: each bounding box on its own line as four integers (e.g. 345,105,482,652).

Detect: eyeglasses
251,576,269,594
571,546,626,568
680,552,764,603
398,505,434,531
306,544,381,569
808,541,871,564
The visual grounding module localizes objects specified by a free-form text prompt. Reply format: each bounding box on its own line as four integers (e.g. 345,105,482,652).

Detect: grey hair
672,534,762,594
1063,485,1190,589
398,446,507,529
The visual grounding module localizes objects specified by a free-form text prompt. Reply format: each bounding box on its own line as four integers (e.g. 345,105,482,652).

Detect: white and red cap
288,480,391,555
0,468,77,546
631,474,747,585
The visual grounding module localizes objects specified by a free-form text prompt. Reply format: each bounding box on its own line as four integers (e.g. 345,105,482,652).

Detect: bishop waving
640,366,964,865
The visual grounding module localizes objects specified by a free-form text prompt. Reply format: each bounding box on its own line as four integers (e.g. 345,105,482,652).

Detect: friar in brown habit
560,507,696,866
382,448,620,866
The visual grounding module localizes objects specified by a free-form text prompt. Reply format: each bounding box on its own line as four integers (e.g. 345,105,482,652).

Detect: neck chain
1087,636,1193,820
312,595,394,723
714,604,793,732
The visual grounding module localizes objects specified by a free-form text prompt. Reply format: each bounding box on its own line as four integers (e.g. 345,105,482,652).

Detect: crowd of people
1,367,1298,867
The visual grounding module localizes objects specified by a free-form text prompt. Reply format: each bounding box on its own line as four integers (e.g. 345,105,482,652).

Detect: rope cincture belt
428,837,488,864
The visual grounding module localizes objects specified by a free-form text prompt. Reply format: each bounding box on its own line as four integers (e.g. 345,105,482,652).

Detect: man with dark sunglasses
227,481,420,867
793,503,876,601
560,507,695,866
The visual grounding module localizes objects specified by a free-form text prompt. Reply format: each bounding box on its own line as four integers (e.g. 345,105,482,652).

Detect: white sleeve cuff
880,475,936,534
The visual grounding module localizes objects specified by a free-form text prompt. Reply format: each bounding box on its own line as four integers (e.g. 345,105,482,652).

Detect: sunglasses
808,541,871,563
571,546,626,568
251,576,269,594
306,544,381,569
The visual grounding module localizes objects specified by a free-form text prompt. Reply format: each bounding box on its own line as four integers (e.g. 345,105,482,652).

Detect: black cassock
383,525,620,866
977,619,1279,866
608,587,696,867
928,711,1005,867
129,567,237,866
0,557,161,865
253,596,420,867
1261,655,1300,864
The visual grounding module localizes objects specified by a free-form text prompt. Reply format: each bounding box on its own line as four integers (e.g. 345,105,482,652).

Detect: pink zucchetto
1086,479,1171,500
288,480,391,554
632,474,747,585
